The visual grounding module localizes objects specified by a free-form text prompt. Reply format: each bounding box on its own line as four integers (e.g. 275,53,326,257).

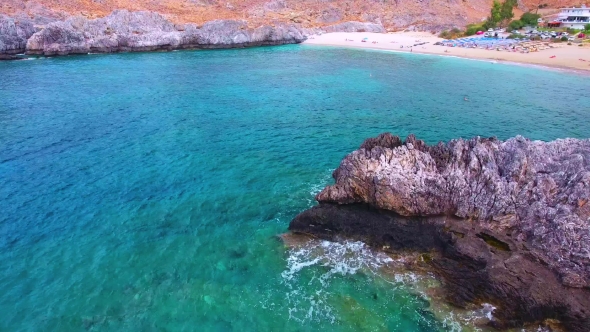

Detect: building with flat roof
549,5,590,29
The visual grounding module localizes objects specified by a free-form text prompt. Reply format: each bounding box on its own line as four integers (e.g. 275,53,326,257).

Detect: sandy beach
304,32,590,72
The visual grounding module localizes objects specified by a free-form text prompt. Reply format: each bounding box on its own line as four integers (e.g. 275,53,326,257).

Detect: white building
553,5,590,29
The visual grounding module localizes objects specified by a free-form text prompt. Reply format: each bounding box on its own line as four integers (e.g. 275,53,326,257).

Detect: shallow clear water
1,45,589,331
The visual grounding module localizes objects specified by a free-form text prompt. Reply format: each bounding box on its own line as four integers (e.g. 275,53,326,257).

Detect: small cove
1,45,589,331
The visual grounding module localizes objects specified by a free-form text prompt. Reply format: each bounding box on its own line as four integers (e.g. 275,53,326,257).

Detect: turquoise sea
1,45,590,332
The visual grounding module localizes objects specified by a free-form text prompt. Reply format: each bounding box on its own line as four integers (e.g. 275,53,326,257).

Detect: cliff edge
290,133,590,330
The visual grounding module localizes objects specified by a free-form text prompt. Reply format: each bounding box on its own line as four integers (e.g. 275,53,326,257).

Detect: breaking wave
280,240,396,323
279,238,509,331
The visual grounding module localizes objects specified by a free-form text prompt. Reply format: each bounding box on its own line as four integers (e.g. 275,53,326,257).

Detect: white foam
280,239,396,323
279,239,501,330
482,303,496,321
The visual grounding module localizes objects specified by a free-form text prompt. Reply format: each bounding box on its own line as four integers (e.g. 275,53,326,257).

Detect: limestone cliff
0,14,36,58
22,10,306,55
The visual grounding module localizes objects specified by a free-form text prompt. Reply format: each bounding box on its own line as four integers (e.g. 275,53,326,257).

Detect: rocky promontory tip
290,133,590,331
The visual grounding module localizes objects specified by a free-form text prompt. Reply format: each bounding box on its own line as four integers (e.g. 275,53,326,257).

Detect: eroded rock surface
0,9,392,58
290,133,590,331
24,10,307,56
0,14,35,56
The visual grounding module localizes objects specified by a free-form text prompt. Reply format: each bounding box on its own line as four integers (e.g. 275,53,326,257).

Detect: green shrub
585,23,590,31
439,30,450,39
560,36,568,41
506,33,521,39
521,12,541,26
508,20,524,30
465,23,485,36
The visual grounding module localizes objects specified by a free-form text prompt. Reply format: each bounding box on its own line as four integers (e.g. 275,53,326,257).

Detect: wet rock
290,133,590,331
0,53,18,60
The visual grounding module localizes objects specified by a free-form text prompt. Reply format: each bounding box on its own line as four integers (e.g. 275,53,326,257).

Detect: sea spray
279,236,512,331
280,239,403,323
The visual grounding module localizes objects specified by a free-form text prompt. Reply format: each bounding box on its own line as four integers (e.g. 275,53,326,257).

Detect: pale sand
303,32,590,73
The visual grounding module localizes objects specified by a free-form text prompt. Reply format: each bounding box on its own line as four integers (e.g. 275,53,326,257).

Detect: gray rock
0,14,35,55
23,10,306,56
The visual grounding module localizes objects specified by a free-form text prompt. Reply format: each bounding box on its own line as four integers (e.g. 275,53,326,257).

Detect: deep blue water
1,45,589,331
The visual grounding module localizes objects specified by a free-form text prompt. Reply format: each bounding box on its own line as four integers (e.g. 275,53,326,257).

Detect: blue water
1,45,589,331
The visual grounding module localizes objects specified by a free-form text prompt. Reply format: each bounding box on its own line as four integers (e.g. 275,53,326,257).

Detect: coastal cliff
0,10,390,58
23,10,306,56
0,14,36,59
289,133,590,331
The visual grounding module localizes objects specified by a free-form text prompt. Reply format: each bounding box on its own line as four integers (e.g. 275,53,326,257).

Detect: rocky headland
0,10,388,59
289,133,590,331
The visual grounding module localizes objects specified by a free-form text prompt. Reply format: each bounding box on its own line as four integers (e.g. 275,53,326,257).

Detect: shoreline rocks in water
24,10,306,56
0,14,36,56
0,10,387,59
289,133,590,331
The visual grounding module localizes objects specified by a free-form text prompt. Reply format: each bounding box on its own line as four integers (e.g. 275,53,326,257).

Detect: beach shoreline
303,32,590,73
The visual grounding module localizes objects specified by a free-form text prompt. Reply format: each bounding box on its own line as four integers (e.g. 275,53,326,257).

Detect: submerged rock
289,133,590,331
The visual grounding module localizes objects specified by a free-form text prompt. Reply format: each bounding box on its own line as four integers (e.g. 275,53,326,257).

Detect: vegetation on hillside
486,0,517,28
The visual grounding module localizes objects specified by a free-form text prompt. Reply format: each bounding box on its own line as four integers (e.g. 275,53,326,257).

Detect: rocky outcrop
0,14,35,57
23,10,306,56
1,9,394,58
289,133,590,331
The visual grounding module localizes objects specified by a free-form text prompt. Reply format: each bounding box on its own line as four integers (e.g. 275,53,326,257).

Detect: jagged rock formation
0,8,393,58
290,133,590,331
24,10,306,56
0,14,36,58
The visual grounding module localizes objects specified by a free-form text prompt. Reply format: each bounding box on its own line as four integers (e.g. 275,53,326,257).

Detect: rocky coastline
0,10,384,59
289,133,590,331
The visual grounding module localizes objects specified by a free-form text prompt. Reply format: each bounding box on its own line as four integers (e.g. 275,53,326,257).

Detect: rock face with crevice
0,9,391,58
0,14,36,58
289,133,590,331
23,10,307,56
